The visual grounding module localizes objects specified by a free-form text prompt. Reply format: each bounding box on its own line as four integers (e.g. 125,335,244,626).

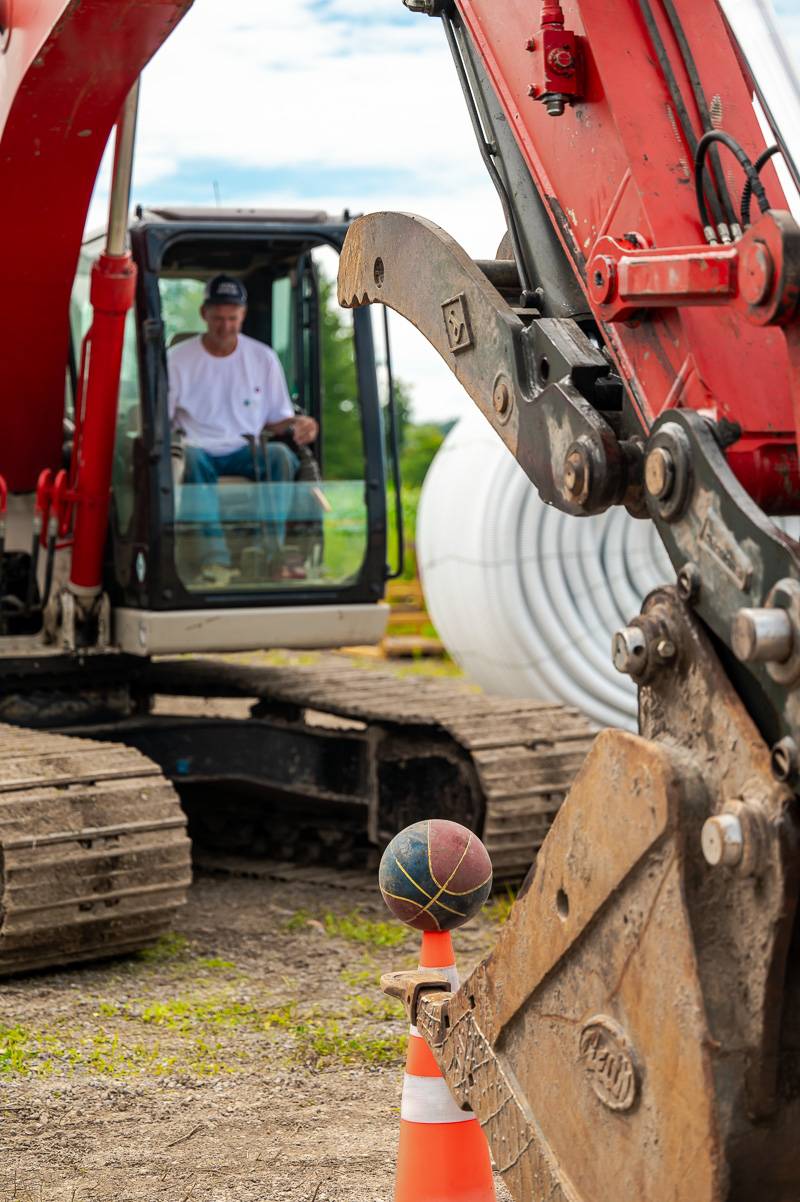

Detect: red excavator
4,1,800,1193
0,2,591,975
335,0,800,1198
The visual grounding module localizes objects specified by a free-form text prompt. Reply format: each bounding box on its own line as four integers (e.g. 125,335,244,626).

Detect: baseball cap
203,274,247,306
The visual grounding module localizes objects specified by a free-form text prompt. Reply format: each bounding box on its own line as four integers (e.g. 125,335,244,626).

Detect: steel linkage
383,589,800,1200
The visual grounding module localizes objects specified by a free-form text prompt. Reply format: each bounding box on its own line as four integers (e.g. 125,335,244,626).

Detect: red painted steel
456,0,793,444
0,0,192,494
528,2,583,107
69,252,137,592
586,214,797,325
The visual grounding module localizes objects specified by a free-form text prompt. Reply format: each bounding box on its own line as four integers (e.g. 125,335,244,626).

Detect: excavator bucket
386,588,800,1202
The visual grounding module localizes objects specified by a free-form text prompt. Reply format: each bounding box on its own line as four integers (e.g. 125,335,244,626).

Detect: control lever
244,432,278,571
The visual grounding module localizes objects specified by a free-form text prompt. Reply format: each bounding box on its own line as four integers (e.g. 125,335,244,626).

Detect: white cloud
86,0,501,423
86,0,800,426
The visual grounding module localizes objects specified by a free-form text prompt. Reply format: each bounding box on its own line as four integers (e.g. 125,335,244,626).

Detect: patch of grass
195,956,236,971
0,988,264,1079
323,911,408,947
284,909,314,933
134,932,191,963
349,993,403,1022
286,908,408,948
262,995,405,1069
292,1018,406,1069
0,1024,183,1078
486,886,517,925
0,1025,32,1074
261,1002,298,1030
339,964,379,989
134,997,258,1032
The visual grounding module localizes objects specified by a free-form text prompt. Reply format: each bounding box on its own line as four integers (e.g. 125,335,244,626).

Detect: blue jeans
180,442,300,566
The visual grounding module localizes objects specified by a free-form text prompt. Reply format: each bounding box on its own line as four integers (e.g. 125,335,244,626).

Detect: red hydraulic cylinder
68,252,137,596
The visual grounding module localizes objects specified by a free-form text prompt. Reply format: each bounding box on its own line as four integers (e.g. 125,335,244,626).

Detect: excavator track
142,657,595,882
0,725,191,976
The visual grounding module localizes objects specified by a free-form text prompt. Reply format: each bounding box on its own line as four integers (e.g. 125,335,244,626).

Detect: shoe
200,563,240,587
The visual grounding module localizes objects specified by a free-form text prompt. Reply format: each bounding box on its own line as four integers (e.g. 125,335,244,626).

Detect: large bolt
612,626,647,675
588,256,616,305
701,813,744,868
676,562,701,603
544,94,567,117
492,375,513,423
644,446,675,501
655,637,676,661
731,607,793,664
562,445,591,505
771,736,799,783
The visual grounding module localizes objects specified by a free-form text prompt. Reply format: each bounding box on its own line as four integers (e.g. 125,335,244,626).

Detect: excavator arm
339,2,800,755
339,1,800,1197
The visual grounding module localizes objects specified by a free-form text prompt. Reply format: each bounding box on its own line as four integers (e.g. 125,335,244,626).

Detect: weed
339,964,379,989
135,932,190,963
260,1002,297,1030
284,909,313,933
286,908,407,948
134,996,259,1032
349,994,403,1021
195,956,235,971
486,886,517,925
323,911,408,948
0,1025,32,1074
292,1018,405,1069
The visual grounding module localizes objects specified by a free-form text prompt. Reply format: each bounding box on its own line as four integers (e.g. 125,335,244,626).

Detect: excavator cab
69,206,393,656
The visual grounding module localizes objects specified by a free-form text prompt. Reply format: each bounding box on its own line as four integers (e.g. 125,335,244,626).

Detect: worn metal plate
417,729,721,1202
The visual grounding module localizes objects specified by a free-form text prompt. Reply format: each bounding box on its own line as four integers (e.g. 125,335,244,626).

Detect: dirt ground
0,863,513,1202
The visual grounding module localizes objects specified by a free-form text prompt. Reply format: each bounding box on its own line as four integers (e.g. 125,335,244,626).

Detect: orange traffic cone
394,930,496,1202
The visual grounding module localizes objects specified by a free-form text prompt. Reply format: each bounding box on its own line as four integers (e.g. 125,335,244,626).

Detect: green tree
318,273,413,481
319,274,363,479
400,423,446,488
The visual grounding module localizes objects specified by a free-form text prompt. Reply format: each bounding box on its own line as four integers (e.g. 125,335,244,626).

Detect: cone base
394,1117,496,1202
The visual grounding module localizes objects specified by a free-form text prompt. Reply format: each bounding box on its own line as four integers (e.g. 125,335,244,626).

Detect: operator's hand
292,415,318,446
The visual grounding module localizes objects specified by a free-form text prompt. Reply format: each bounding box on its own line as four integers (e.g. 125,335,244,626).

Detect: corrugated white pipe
417,411,669,729
419,413,800,729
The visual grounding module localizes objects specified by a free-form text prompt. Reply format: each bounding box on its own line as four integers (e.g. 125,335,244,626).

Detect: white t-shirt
167,333,294,456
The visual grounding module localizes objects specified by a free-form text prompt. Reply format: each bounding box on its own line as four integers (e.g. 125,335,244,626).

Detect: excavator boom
1,0,192,494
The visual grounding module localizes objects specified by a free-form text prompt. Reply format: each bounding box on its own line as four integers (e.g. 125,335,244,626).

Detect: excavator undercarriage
0,724,190,976
0,657,593,975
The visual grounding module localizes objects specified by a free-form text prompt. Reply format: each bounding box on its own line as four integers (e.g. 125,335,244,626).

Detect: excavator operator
168,274,319,585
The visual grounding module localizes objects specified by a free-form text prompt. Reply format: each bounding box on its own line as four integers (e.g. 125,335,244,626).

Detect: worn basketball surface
379,819,493,931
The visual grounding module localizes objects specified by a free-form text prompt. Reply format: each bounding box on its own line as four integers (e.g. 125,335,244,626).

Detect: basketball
379,819,493,931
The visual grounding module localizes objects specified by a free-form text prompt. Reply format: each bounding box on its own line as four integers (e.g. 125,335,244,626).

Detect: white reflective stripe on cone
429,964,459,991
400,1074,473,1124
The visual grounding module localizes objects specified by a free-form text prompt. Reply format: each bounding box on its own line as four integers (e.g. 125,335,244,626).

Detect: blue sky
87,0,800,423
